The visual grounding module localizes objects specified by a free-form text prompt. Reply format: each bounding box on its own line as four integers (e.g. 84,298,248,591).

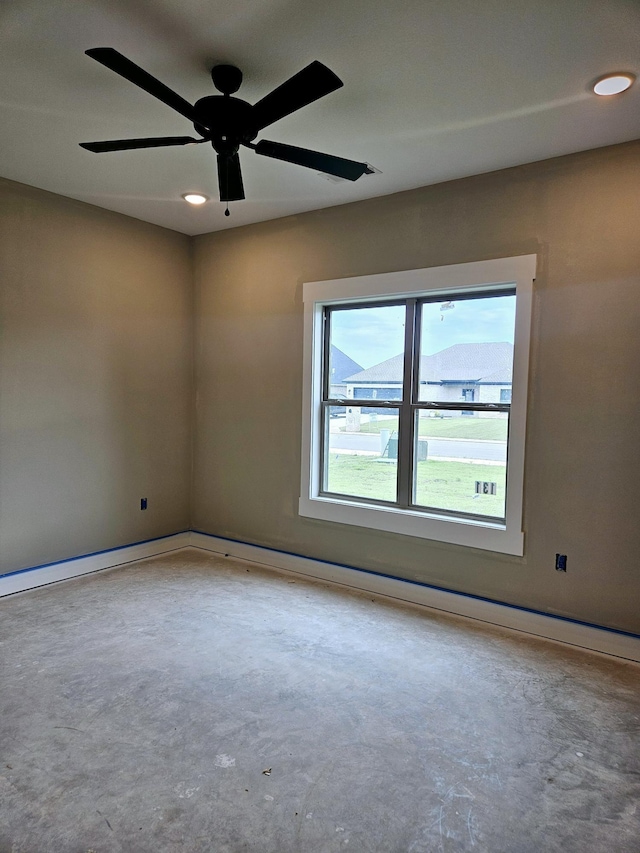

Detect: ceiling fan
80,48,373,214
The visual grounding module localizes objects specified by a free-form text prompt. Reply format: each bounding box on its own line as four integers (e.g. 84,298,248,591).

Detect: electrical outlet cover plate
555,553,567,572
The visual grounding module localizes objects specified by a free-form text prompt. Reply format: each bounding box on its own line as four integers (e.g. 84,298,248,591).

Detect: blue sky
331,295,516,368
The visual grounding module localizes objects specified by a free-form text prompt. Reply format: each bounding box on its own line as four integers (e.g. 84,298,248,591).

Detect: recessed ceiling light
182,193,209,205
592,73,635,96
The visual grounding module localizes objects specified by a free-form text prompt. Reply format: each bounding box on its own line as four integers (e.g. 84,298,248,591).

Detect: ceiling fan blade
86,48,196,123
252,61,343,131
217,152,245,202
80,136,203,153
255,140,370,181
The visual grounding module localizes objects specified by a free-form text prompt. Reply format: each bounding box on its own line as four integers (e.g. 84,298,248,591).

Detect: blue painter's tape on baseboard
0,530,191,580
190,529,640,642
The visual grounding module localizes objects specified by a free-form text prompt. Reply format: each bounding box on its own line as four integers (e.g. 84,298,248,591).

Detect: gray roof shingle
330,345,363,384
343,342,513,384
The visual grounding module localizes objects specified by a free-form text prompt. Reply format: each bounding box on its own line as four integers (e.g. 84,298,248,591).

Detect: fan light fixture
592,73,635,96
182,193,208,205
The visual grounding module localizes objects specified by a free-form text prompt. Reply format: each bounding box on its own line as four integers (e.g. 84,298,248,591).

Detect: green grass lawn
326,455,506,518
349,415,507,441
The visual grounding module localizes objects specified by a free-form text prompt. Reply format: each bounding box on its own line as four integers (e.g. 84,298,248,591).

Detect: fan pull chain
224,158,230,215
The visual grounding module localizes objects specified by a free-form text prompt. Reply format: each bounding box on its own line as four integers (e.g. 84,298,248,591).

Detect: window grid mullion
321,308,331,401
413,402,511,414
397,299,417,508
319,402,328,493
407,300,424,507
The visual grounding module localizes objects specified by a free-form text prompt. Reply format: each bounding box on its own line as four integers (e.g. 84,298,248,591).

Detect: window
300,256,535,555
460,388,476,415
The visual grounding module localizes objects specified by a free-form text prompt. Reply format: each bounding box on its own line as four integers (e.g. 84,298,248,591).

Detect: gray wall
0,178,192,573
2,142,638,635
192,140,640,635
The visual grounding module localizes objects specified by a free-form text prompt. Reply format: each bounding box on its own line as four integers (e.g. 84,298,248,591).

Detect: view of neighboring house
343,342,513,414
329,345,364,399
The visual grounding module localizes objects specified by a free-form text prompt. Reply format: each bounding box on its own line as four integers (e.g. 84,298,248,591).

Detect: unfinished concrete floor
1,548,639,853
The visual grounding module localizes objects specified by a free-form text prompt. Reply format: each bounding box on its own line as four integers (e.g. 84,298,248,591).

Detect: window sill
299,494,524,556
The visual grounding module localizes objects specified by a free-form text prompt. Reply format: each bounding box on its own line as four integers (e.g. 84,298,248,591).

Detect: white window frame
300,255,536,556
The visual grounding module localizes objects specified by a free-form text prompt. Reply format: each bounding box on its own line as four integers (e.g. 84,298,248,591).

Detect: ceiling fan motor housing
193,96,258,154
211,64,243,95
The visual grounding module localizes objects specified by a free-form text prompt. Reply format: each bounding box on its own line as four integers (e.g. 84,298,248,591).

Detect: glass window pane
324,406,399,503
328,304,406,402
418,293,516,405
413,410,508,519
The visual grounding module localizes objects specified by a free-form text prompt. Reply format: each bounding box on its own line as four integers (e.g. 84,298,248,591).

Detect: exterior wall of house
329,383,348,399
347,384,402,401
192,139,640,635
478,385,504,403
347,382,512,410
426,384,468,404
477,384,511,415
420,383,511,407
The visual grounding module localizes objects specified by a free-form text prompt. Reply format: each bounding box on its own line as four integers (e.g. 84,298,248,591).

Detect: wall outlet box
555,553,567,572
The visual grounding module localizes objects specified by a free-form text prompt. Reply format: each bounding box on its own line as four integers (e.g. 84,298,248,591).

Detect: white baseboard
189,532,640,663
0,532,191,598
4,530,638,663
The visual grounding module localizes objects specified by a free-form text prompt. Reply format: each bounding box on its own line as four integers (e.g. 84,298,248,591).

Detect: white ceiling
1,0,639,235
